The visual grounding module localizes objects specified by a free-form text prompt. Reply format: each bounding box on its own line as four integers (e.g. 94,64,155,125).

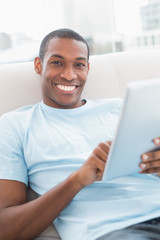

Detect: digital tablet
102,78,160,181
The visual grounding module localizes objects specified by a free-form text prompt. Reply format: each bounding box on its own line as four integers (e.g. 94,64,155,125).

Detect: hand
139,137,160,174
76,141,111,187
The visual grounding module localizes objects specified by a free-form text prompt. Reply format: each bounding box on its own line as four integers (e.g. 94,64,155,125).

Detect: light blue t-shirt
1,99,160,240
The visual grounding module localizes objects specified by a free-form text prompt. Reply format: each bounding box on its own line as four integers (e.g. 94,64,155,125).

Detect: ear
34,57,42,75
87,62,90,74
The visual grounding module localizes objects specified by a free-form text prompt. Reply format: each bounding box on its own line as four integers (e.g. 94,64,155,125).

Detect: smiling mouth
56,84,77,92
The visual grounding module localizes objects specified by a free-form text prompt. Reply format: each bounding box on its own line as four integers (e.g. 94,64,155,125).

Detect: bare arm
0,141,110,240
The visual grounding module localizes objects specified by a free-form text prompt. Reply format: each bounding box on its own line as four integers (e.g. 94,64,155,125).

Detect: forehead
45,38,88,60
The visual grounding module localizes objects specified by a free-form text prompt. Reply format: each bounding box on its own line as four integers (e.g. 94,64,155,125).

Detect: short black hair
39,28,89,62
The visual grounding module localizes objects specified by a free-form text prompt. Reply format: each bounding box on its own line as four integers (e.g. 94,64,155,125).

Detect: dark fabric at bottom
97,217,160,240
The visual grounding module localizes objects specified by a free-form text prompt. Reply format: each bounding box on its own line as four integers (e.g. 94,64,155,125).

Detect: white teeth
56,84,76,92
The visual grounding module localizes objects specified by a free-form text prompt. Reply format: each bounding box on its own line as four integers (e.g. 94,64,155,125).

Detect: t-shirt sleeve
0,114,28,185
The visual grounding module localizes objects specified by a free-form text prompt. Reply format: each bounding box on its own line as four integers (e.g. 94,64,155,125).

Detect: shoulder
87,98,123,105
87,98,123,112
0,103,41,130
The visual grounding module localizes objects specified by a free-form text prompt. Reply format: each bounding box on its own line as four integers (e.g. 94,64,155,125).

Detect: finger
93,142,110,161
92,155,106,172
106,140,112,146
153,137,160,146
98,142,111,153
93,146,108,162
139,159,160,171
141,151,160,162
140,167,160,174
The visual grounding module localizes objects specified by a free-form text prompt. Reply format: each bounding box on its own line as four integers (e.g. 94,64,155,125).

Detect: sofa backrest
1,50,160,115
84,50,160,99
1,49,160,240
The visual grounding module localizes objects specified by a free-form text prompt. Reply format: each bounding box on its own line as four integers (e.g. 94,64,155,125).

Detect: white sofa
1,50,160,239
1,50,160,116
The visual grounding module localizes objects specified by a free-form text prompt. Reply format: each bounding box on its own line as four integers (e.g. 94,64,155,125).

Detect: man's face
35,38,89,109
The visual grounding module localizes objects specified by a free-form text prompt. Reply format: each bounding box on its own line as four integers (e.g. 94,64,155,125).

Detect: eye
76,63,86,68
50,61,62,66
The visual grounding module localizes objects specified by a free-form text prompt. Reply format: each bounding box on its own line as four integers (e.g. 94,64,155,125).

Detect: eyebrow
76,57,87,61
50,54,64,59
49,54,87,61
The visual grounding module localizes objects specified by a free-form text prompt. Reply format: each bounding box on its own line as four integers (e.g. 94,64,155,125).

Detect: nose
60,66,77,81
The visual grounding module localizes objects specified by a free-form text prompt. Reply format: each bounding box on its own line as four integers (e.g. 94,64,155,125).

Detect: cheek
82,74,88,85
78,70,88,81
42,70,57,86
41,74,53,94
43,65,60,78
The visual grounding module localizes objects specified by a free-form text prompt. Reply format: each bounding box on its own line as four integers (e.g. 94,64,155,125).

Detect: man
0,28,160,240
